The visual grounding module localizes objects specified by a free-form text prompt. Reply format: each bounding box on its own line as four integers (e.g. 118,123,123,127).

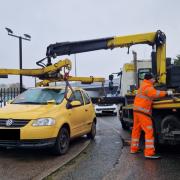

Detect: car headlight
32,118,55,126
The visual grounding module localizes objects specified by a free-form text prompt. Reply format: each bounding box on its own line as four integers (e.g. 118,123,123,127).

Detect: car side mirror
66,100,81,109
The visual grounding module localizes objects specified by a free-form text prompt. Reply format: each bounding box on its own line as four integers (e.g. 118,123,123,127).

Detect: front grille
0,129,20,140
102,111,114,114
0,119,30,128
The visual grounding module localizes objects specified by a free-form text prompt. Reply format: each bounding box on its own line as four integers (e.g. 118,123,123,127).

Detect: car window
82,91,91,105
69,90,84,105
12,88,65,104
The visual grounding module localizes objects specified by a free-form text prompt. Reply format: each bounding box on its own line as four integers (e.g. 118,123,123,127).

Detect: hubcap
60,129,69,150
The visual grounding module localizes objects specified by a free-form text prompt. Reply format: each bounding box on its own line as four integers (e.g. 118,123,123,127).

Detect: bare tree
174,54,180,65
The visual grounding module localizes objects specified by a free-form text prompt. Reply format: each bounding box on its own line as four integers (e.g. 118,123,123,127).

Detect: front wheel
52,127,70,155
87,121,96,139
119,109,130,130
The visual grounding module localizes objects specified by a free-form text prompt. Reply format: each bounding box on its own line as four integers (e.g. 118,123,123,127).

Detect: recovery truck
43,30,180,145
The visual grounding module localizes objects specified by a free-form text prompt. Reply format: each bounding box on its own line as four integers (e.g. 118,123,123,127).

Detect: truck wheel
52,127,70,155
161,115,180,134
119,108,130,130
87,121,96,139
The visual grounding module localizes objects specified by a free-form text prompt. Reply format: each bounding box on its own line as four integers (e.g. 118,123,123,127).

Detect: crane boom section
37,76,105,86
46,31,166,84
156,44,166,84
46,32,158,57
107,32,156,48
0,58,105,86
0,59,71,79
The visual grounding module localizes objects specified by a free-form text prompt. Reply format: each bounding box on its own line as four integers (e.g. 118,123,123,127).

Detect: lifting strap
63,67,75,102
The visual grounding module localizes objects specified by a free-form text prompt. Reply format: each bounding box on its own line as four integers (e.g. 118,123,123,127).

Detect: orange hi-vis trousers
131,112,155,156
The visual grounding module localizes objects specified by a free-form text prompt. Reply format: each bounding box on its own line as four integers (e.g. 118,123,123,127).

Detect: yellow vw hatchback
0,87,96,155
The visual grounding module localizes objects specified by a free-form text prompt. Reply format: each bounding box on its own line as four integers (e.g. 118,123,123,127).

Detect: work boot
145,154,161,159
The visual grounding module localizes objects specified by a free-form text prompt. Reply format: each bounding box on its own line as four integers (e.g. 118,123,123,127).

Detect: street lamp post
5,27,31,93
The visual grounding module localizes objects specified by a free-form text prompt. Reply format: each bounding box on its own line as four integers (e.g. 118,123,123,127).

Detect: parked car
94,103,117,116
0,87,96,155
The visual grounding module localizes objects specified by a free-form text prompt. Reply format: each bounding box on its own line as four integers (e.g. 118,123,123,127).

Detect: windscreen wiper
12,102,46,105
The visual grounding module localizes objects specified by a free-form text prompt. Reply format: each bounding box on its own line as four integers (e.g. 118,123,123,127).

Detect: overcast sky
0,0,180,87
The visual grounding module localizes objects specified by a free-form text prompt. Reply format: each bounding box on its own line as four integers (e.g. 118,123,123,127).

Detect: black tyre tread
87,121,96,139
52,127,70,155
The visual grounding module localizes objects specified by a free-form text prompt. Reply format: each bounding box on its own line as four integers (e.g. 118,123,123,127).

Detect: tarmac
35,138,90,180
0,137,90,180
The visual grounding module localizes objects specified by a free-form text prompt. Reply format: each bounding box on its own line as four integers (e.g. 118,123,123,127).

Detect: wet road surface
0,137,90,180
49,115,123,180
104,118,180,180
104,144,180,180
0,115,179,180
50,115,180,180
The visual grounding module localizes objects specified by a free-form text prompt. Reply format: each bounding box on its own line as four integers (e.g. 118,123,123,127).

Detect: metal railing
0,88,20,107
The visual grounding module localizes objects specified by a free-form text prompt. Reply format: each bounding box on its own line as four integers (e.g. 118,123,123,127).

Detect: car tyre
52,127,70,155
87,121,96,139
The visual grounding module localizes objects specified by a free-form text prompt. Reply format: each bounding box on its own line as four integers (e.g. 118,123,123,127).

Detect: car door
81,91,95,133
68,90,86,136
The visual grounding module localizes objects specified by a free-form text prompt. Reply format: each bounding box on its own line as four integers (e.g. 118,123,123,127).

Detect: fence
0,88,20,107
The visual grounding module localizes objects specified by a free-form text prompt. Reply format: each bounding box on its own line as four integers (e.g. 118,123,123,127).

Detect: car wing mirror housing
47,99,56,104
67,100,81,109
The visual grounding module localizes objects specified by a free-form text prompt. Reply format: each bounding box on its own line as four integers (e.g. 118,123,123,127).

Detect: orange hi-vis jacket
133,79,166,115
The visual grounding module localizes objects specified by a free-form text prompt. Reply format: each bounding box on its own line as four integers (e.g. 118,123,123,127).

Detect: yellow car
0,87,97,155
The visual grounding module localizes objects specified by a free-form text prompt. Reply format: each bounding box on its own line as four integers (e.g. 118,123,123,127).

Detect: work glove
167,90,173,96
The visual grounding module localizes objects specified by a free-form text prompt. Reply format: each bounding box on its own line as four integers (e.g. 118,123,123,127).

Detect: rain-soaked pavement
1,115,179,180
0,137,90,180
50,116,180,180
49,115,123,180
104,144,180,180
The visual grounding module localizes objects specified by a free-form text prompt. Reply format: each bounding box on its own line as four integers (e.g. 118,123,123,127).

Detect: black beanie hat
144,73,154,80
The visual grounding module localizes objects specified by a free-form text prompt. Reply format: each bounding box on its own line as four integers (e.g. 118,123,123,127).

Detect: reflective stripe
156,90,160,97
132,138,139,142
133,105,150,113
145,139,154,143
146,125,153,130
145,144,154,148
131,143,139,147
136,94,152,101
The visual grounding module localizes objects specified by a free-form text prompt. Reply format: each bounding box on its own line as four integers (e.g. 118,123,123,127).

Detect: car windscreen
12,88,65,105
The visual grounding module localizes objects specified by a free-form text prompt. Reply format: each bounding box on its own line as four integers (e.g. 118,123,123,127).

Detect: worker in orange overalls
130,73,173,159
